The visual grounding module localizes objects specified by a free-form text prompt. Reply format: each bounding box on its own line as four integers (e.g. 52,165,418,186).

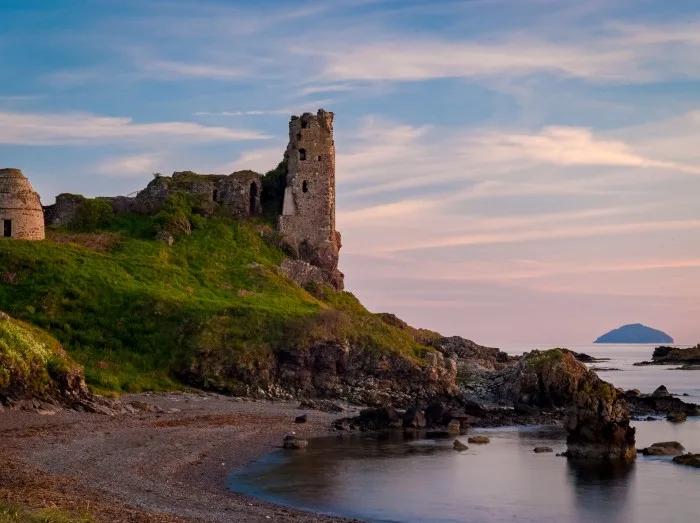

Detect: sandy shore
0,393,362,523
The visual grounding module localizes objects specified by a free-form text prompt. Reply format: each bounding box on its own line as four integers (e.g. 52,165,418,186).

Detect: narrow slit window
299,148,306,161
3,220,12,238
213,189,219,202
249,182,258,215
317,155,322,161
302,180,309,193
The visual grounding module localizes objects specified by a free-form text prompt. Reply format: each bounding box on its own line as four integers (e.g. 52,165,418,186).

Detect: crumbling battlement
278,110,344,290
45,170,263,226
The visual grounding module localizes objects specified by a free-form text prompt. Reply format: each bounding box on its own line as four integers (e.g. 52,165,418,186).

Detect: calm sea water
229,345,700,523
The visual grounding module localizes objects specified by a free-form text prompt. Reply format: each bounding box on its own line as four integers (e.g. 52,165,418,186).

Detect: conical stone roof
0,168,45,240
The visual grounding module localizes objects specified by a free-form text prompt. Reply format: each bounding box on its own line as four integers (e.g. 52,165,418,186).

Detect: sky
3,0,700,346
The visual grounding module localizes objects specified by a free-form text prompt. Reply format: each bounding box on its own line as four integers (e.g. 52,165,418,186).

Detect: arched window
299,148,306,161
249,182,258,215
302,180,309,193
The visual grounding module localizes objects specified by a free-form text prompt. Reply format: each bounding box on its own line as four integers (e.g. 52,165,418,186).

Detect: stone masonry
0,168,45,240
278,110,344,290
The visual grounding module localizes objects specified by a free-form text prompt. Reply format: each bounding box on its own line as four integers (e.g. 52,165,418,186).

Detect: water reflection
230,422,700,523
567,460,635,523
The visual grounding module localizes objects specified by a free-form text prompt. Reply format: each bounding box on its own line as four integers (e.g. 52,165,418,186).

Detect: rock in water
673,454,700,468
667,411,688,423
641,442,685,456
453,440,468,452
534,447,554,453
517,350,636,460
468,436,490,444
283,435,308,449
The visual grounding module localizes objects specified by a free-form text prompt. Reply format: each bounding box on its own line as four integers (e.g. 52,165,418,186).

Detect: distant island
594,323,674,344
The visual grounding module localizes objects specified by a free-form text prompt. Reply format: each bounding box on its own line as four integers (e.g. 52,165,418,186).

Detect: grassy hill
0,313,78,401
0,206,432,396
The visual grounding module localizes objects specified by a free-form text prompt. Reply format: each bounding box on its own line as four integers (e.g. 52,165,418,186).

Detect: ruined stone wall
43,193,86,226
0,168,45,240
278,110,343,289
133,171,261,217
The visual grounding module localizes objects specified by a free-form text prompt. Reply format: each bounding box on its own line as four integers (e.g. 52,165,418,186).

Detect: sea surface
229,344,700,523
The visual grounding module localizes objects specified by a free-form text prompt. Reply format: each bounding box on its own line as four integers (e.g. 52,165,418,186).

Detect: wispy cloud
96,153,164,176
144,60,245,80
0,111,271,145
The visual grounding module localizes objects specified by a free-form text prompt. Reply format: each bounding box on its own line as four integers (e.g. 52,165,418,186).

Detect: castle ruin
278,110,343,290
4,109,343,290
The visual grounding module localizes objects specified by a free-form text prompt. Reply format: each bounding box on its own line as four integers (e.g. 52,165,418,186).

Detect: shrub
69,199,114,232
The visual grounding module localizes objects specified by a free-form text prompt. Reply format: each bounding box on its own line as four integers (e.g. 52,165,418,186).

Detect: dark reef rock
403,407,427,428
534,446,554,453
594,324,673,344
673,454,700,468
453,440,468,451
667,411,688,423
622,387,700,418
641,442,685,456
283,435,308,449
634,345,700,367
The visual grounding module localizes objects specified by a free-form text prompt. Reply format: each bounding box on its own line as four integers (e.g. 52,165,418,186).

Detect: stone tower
0,168,45,240
278,109,344,290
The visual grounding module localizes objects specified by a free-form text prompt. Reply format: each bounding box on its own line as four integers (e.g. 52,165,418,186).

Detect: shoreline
0,393,361,523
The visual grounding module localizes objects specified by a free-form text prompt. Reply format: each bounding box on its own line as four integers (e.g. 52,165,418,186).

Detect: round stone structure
0,168,45,240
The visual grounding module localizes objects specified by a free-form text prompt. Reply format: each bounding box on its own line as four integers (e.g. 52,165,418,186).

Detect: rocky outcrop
622,387,700,417
178,340,459,407
432,337,515,371
499,349,636,460
641,442,685,456
634,345,700,366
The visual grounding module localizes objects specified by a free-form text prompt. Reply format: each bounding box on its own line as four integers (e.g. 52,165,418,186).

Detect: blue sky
3,0,700,344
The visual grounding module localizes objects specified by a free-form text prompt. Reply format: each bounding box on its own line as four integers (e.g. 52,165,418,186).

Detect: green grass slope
0,212,431,395
0,313,78,401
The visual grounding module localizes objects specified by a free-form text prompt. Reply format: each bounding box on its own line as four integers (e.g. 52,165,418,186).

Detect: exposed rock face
0,168,45,240
278,110,344,290
178,341,459,407
498,349,636,460
279,258,327,287
432,337,515,371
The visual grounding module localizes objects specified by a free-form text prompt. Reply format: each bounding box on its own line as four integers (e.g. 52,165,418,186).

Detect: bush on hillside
69,199,114,232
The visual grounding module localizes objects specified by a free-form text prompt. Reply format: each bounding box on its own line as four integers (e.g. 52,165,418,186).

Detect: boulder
653,385,671,398
641,442,685,456
673,453,700,468
283,435,308,449
403,407,427,428
295,414,308,424
468,436,490,444
667,411,688,423
358,406,399,429
155,230,175,246
453,440,468,452
534,446,553,453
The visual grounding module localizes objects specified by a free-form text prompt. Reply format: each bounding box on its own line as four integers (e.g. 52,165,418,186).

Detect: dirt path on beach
0,393,361,523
